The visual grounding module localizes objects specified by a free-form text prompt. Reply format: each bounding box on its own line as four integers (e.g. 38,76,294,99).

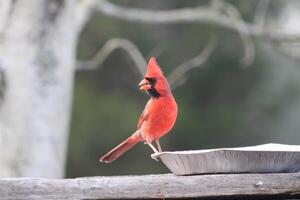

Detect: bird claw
151,153,160,161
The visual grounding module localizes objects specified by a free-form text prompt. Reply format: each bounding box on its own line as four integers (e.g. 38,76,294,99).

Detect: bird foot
151,153,160,161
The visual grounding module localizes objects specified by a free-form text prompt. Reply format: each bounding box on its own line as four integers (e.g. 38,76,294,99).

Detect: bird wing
137,100,151,129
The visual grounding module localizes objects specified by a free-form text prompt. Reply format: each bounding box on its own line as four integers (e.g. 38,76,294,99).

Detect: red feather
100,57,178,163
137,101,150,129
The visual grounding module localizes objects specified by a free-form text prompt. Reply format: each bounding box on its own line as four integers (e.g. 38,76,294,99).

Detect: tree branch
75,0,96,32
254,0,270,28
167,36,218,88
95,0,300,42
77,37,216,89
76,38,147,76
221,1,255,66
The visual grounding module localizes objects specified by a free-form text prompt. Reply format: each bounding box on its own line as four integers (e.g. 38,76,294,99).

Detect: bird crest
145,57,163,77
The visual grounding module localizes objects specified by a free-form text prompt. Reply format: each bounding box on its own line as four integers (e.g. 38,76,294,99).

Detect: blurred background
67,0,300,177
1,0,300,179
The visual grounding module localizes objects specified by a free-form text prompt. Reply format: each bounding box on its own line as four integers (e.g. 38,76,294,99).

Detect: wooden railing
0,173,299,199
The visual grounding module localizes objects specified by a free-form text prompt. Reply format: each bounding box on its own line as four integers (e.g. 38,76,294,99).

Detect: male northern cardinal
100,57,178,163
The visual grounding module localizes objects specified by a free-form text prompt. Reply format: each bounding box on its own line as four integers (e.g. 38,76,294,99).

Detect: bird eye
145,77,157,84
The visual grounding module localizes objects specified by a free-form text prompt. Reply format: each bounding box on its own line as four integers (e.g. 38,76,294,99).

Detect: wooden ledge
0,173,300,199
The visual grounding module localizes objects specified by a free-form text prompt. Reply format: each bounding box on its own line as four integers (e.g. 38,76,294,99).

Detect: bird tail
100,131,142,163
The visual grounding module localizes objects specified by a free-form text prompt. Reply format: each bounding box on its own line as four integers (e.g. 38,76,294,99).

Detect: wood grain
0,173,299,199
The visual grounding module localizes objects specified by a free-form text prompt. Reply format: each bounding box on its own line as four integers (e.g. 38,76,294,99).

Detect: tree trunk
0,0,78,178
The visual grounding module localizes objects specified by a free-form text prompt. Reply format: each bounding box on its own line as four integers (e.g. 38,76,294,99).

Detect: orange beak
139,79,151,90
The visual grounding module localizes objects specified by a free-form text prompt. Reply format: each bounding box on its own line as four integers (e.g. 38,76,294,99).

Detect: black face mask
145,77,160,98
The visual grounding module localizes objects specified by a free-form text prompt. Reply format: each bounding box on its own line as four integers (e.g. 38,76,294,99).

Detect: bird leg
155,139,162,152
147,142,159,153
146,142,160,161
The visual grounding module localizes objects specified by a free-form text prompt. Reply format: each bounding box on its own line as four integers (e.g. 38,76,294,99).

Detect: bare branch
77,36,216,90
222,1,255,67
167,36,218,89
95,0,300,42
76,38,147,76
75,0,96,32
254,0,270,28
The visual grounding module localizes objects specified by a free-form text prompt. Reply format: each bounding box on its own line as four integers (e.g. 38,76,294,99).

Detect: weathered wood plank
0,173,299,199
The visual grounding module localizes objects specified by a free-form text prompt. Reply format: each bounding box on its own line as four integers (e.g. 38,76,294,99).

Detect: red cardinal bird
100,57,178,163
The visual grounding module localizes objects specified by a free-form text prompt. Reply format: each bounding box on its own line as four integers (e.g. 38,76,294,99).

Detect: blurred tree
0,0,80,178
0,0,299,178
